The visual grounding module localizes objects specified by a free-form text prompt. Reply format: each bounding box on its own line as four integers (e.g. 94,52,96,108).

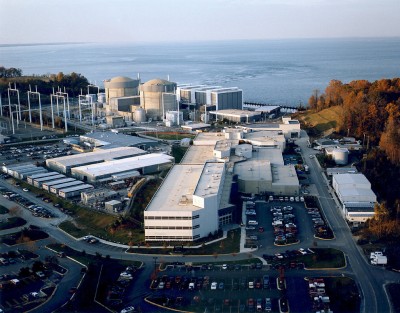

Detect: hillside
293,106,342,138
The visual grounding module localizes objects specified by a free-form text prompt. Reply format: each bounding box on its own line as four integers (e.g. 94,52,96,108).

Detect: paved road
2,139,400,313
294,131,396,313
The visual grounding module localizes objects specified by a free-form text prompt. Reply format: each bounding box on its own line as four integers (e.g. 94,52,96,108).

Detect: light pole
153,256,158,275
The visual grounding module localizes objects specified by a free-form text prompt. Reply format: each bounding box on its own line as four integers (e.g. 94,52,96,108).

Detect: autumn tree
380,103,400,164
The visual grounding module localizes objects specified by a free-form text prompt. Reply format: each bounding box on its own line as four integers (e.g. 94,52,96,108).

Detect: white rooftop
333,173,371,186
181,145,216,164
46,147,145,168
194,162,225,198
72,153,174,177
146,164,204,212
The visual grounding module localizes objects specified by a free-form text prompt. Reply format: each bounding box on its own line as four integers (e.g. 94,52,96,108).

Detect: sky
1,0,400,44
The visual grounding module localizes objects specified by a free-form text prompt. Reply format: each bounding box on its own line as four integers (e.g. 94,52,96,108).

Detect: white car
211,282,218,290
222,264,228,270
309,154,314,159
120,306,136,313
23,188,29,192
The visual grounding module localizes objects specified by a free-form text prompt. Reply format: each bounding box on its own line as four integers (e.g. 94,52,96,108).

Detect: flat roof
46,146,145,168
146,164,204,212
28,172,59,180
43,178,76,187
181,145,215,165
72,153,174,178
235,159,272,182
80,131,156,149
181,123,211,130
193,132,226,145
272,164,300,186
27,172,52,180
253,148,284,165
244,130,285,145
59,184,93,193
34,174,65,183
333,173,371,186
194,162,225,198
209,109,261,118
339,186,376,198
50,181,83,190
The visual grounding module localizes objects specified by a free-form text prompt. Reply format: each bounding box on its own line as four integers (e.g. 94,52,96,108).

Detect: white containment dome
332,148,349,165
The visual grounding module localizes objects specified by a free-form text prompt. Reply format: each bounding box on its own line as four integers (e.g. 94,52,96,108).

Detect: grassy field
295,106,342,137
302,248,345,268
128,229,241,255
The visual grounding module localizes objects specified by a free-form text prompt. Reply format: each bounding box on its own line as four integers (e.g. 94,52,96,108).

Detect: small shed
105,200,123,213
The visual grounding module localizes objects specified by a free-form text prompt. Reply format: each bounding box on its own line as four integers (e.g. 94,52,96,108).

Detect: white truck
370,252,387,265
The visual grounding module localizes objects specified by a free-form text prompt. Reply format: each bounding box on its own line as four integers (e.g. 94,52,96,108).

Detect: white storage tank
333,148,349,165
134,107,146,123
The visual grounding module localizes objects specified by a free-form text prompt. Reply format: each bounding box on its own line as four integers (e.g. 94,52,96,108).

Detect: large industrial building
239,117,301,139
79,132,157,150
332,173,377,223
71,153,174,183
46,146,146,174
144,162,226,241
144,118,300,242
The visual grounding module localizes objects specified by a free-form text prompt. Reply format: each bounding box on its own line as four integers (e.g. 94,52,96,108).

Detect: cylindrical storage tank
140,78,177,121
333,148,349,165
134,107,146,123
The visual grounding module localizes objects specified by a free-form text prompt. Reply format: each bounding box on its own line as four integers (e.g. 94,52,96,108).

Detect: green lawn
302,248,345,268
127,229,241,256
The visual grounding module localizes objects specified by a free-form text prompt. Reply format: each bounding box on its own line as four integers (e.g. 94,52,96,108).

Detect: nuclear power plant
101,75,244,126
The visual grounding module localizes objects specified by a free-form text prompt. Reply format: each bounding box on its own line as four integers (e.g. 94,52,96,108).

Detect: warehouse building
332,173,377,223
42,178,77,192
50,180,84,194
27,172,61,185
33,174,66,188
71,153,174,183
239,117,301,139
46,146,146,174
144,162,226,242
79,131,157,150
209,109,261,123
58,184,94,199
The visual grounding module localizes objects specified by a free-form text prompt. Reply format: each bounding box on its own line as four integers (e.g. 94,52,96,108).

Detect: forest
0,66,90,100
308,78,400,242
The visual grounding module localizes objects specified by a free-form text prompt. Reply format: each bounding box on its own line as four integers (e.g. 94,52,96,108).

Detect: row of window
145,235,201,240
144,215,199,220
145,225,200,230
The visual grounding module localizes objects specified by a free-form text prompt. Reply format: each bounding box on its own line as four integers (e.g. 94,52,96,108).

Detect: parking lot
146,263,312,312
244,199,316,249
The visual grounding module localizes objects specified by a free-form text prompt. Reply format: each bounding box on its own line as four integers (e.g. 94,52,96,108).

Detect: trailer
33,174,65,188
371,255,387,265
50,180,83,194
58,184,94,199
27,171,59,185
42,178,76,192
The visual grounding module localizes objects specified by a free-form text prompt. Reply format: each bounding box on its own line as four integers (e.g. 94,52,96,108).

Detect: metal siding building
50,181,84,194
58,184,94,199
42,178,77,191
71,153,174,183
27,172,60,185
46,147,146,174
33,174,65,188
